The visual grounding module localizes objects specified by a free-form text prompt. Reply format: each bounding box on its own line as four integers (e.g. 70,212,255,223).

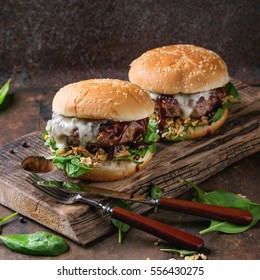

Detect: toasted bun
52,79,154,121
129,45,230,95
79,150,153,181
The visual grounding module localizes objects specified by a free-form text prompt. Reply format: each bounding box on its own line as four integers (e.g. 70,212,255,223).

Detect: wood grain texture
0,80,259,245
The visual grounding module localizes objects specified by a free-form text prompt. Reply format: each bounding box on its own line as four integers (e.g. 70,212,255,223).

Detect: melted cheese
148,91,160,100
46,113,104,148
149,91,212,119
175,91,212,119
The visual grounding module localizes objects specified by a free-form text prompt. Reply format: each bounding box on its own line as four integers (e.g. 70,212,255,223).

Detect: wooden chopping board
0,80,259,245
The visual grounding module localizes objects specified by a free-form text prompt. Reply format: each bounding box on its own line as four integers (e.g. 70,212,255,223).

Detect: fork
26,173,204,251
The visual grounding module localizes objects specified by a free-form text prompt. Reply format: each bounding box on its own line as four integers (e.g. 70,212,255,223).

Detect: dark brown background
0,0,259,260
0,0,259,87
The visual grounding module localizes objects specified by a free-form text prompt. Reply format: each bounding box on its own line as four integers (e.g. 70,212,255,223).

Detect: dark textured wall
0,0,259,85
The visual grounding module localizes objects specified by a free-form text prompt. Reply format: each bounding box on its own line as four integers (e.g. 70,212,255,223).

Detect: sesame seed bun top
128,44,230,94
52,79,155,121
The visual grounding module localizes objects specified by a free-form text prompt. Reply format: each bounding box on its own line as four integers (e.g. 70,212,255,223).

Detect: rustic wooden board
0,81,259,245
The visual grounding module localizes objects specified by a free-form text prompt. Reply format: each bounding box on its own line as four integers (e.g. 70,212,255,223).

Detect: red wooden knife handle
159,197,253,225
111,206,204,251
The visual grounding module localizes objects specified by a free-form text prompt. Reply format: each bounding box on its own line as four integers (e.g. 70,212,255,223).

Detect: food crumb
237,193,247,199
154,239,162,246
184,253,207,260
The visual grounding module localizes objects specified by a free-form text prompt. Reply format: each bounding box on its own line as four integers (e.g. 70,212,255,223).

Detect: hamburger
129,44,239,140
43,79,158,181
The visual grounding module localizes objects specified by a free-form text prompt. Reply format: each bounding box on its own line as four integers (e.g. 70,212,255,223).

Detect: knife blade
37,179,253,225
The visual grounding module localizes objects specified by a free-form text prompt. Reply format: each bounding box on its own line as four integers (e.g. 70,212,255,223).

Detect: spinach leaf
47,154,93,178
210,107,225,122
144,120,160,147
0,231,68,256
0,79,11,105
200,203,260,234
0,212,18,233
111,201,131,244
160,248,198,256
179,179,205,202
180,179,260,234
62,181,84,192
150,184,164,213
0,212,18,227
43,132,92,178
225,82,239,99
210,82,240,122
42,131,58,151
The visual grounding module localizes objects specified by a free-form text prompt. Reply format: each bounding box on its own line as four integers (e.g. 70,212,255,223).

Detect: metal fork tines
25,173,204,251
26,173,107,210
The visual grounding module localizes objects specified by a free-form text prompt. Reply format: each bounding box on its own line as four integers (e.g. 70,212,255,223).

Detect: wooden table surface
0,81,259,260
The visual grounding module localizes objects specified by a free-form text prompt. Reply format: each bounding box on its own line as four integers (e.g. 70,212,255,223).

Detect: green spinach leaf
144,120,160,147
200,203,260,234
150,184,164,213
0,231,68,256
180,179,260,234
0,212,18,233
111,201,131,244
0,79,11,105
0,212,18,227
160,248,198,256
210,82,240,122
210,107,225,122
43,132,92,178
47,154,93,178
42,131,58,151
225,81,239,99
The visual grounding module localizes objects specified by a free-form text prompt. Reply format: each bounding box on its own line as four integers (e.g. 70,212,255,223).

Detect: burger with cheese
43,79,158,181
129,44,239,140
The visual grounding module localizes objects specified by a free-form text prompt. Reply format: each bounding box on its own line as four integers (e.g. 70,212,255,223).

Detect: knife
37,178,253,225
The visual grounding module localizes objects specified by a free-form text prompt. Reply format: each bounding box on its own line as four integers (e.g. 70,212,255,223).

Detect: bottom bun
187,109,228,139
79,150,153,181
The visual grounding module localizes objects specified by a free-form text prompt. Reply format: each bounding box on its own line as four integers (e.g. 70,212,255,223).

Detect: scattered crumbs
237,193,247,199
154,239,162,246
184,253,207,260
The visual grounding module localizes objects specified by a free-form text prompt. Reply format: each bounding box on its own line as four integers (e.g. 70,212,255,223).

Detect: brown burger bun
129,44,229,95
79,150,153,181
52,79,154,121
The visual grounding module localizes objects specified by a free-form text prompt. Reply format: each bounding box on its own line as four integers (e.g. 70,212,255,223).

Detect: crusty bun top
129,44,230,95
52,79,154,121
